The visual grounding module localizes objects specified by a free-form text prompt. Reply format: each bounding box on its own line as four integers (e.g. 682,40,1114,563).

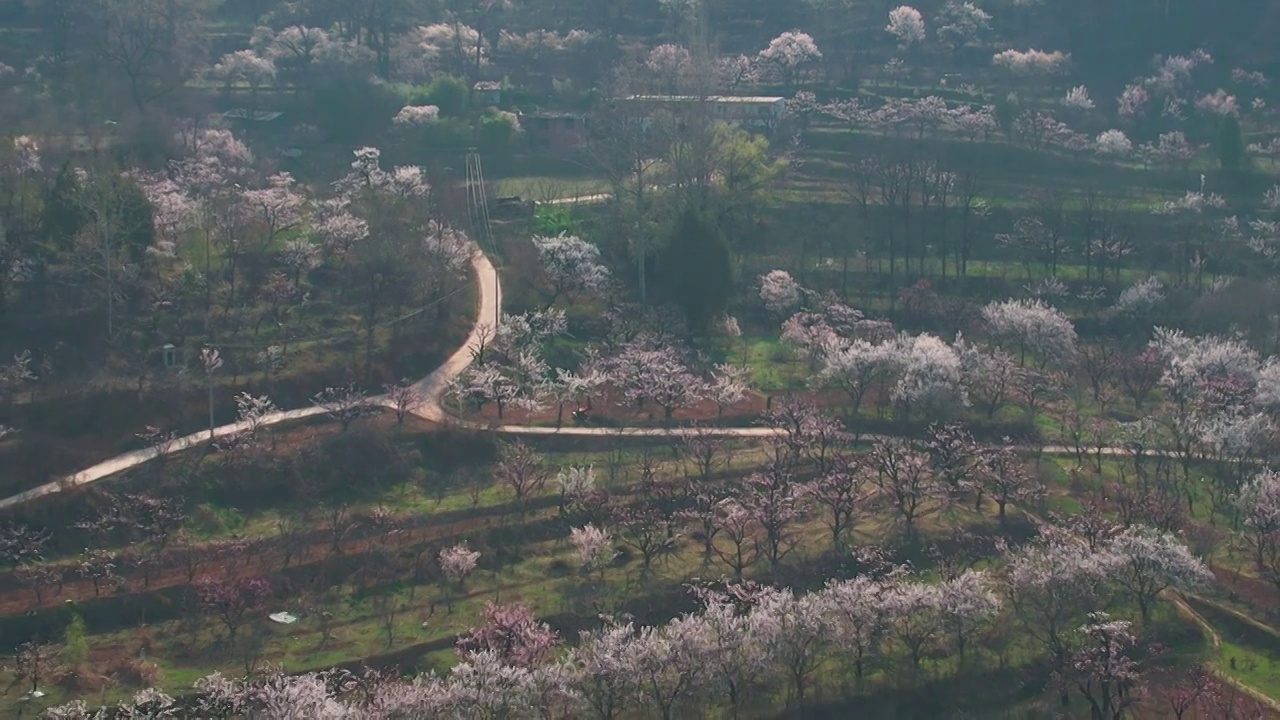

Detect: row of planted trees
10,387,1280,717
35,514,1216,719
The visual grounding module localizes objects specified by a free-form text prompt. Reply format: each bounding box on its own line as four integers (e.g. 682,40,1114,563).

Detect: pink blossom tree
196,576,272,641
821,575,893,684
645,44,692,92
608,342,706,420
712,498,763,578
742,464,805,568
882,580,944,671
1063,613,1143,720
867,438,945,539
496,441,549,517
938,570,1001,665
805,457,869,553
750,587,833,705
758,269,803,316
457,601,559,667
979,444,1045,522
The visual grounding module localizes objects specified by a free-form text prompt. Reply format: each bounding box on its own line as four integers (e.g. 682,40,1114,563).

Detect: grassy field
496,175,610,200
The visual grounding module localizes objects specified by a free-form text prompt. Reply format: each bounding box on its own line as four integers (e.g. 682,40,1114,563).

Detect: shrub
532,203,581,236
296,426,411,500
304,79,402,142
426,76,469,117
106,655,163,687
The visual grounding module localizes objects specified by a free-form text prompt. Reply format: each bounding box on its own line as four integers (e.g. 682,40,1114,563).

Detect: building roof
621,94,787,103
474,81,502,90
222,109,284,122
521,110,587,119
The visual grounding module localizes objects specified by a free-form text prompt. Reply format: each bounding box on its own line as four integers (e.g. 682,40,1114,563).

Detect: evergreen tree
660,206,732,335
1218,114,1246,173
115,174,156,264
63,612,88,667
42,161,85,249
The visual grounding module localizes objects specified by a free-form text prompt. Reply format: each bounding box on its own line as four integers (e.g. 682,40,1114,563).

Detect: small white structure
473,81,502,107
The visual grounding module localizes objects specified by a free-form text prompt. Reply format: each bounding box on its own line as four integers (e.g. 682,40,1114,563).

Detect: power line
465,149,501,327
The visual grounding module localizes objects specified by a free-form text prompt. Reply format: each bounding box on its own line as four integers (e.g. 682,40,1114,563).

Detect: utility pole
465,149,501,326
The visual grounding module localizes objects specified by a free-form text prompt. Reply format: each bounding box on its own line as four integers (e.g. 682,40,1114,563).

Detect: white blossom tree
1105,525,1211,620
938,570,1001,664
440,543,481,588
570,524,616,575
820,575,895,685
892,333,965,411
886,6,927,51
882,580,944,671
982,298,1078,368
1064,86,1096,110
709,363,750,416
815,338,902,411
211,50,276,115
1065,613,1143,720
681,593,767,714
934,1,992,55
531,234,611,308
1003,535,1119,661
393,105,441,125
1095,129,1134,158
1235,469,1280,596
756,31,822,90
992,48,1071,76
758,269,803,316
567,620,643,719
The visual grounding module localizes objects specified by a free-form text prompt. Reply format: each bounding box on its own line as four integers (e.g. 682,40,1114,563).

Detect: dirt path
1165,590,1280,713
0,249,499,511
0,237,1206,511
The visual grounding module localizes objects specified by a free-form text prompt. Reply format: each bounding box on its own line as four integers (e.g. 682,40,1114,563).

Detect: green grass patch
1187,595,1280,700
496,176,610,201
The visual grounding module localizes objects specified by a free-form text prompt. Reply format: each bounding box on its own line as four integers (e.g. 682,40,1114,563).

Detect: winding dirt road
0,245,503,511
0,239,1194,511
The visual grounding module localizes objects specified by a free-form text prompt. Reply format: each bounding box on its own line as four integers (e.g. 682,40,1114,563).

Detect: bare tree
319,504,356,556
867,439,944,540
312,384,372,431
805,456,868,553
711,498,762,579
383,378,424,425
11,641,58,698
496,441,549,518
